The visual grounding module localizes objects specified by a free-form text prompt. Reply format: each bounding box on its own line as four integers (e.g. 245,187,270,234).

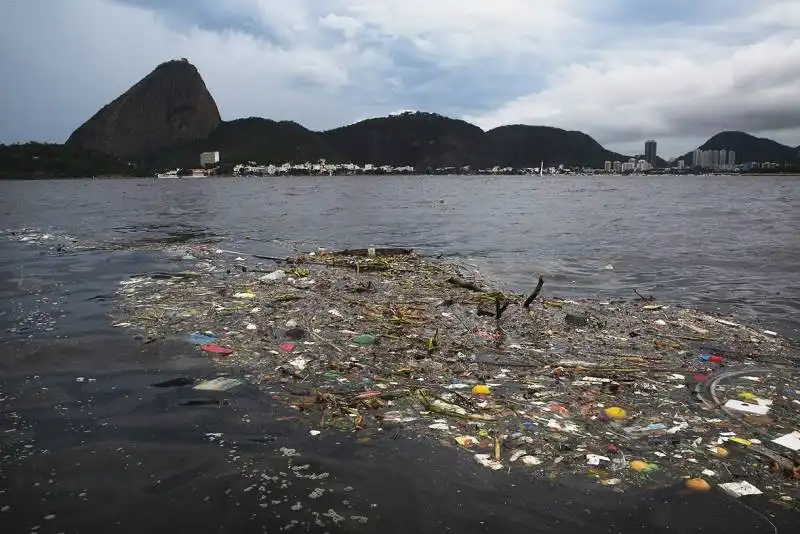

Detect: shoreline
2,172,800,180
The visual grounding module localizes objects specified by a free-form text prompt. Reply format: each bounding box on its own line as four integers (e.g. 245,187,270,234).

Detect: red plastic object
708,355,724,364
200,343,233,356
280,342,296,352
693,374,710,382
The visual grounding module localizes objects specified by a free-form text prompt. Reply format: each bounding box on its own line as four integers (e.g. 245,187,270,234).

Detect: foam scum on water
112,245,800,502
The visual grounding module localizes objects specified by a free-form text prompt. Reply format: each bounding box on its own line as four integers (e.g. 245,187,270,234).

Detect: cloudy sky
2,0,800,157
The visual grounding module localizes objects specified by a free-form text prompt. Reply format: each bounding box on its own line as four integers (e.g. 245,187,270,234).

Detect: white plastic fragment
702,469,716,477
667,422,689,434
723,399,770,416
763,330,777,337
772,431,800,452
718,481,763,498
193,378,243,392
474,454,503,470
328,309,344,318
259,270,285,282
509,450,527,462
521,455,542,466
309,430,321,436
428,423,450,431
684,323,709,334
586,454,610,466
288,357,309,371
573,377,611,385
653,319,667,327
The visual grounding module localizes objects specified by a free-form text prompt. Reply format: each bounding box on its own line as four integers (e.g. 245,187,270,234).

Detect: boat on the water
156,170,179,179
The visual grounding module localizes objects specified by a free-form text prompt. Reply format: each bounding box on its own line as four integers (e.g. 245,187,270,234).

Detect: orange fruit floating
713,446,729,458
686,478,711,491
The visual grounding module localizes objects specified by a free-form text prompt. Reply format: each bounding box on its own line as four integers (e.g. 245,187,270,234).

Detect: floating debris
106,243,800,499
192,378,244,392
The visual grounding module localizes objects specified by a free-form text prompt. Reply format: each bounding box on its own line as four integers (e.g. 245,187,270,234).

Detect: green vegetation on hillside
0,142,148,179
143,112,629,171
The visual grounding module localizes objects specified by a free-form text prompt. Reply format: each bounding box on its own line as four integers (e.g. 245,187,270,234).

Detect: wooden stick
633,288,655,301
495,295,510,319
523,276,545,308
447,276,484,292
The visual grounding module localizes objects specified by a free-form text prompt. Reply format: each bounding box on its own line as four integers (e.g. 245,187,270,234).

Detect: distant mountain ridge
145,112,629,170
679,131,800,164
50,59,798,172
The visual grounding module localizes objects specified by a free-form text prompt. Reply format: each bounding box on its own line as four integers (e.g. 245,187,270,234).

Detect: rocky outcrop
66,59,221,159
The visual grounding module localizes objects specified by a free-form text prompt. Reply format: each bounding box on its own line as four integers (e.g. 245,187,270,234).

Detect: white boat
156,170,179,178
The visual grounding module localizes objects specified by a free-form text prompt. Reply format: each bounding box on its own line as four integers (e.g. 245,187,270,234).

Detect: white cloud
466,35,800,155
1,0,799,157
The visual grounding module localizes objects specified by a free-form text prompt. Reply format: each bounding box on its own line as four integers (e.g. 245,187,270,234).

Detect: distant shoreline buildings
691,148,735,170
155,140,784,178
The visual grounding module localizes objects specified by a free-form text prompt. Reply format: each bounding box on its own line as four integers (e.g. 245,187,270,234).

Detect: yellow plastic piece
472,384,491,395
630,460,649,472
604,406,627,420
455,435,478,447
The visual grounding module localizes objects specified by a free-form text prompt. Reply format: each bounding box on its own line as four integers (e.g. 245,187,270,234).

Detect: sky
2,0,800,158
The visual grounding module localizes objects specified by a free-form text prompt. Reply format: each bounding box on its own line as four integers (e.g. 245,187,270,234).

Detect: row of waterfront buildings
603,158,654,173
690,149,736,170
158,148,769,178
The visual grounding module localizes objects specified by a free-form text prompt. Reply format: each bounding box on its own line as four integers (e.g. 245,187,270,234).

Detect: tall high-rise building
719,149,728,169
701,150,713,169
604,161,612,172
693,149,702,167
644,140,657,167
728,151,736,167
711,150,719,168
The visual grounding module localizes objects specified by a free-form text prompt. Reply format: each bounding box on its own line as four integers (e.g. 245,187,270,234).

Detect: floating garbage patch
103,244,799,501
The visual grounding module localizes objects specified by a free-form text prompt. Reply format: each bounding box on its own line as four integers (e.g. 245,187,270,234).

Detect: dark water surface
1,175,799,533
